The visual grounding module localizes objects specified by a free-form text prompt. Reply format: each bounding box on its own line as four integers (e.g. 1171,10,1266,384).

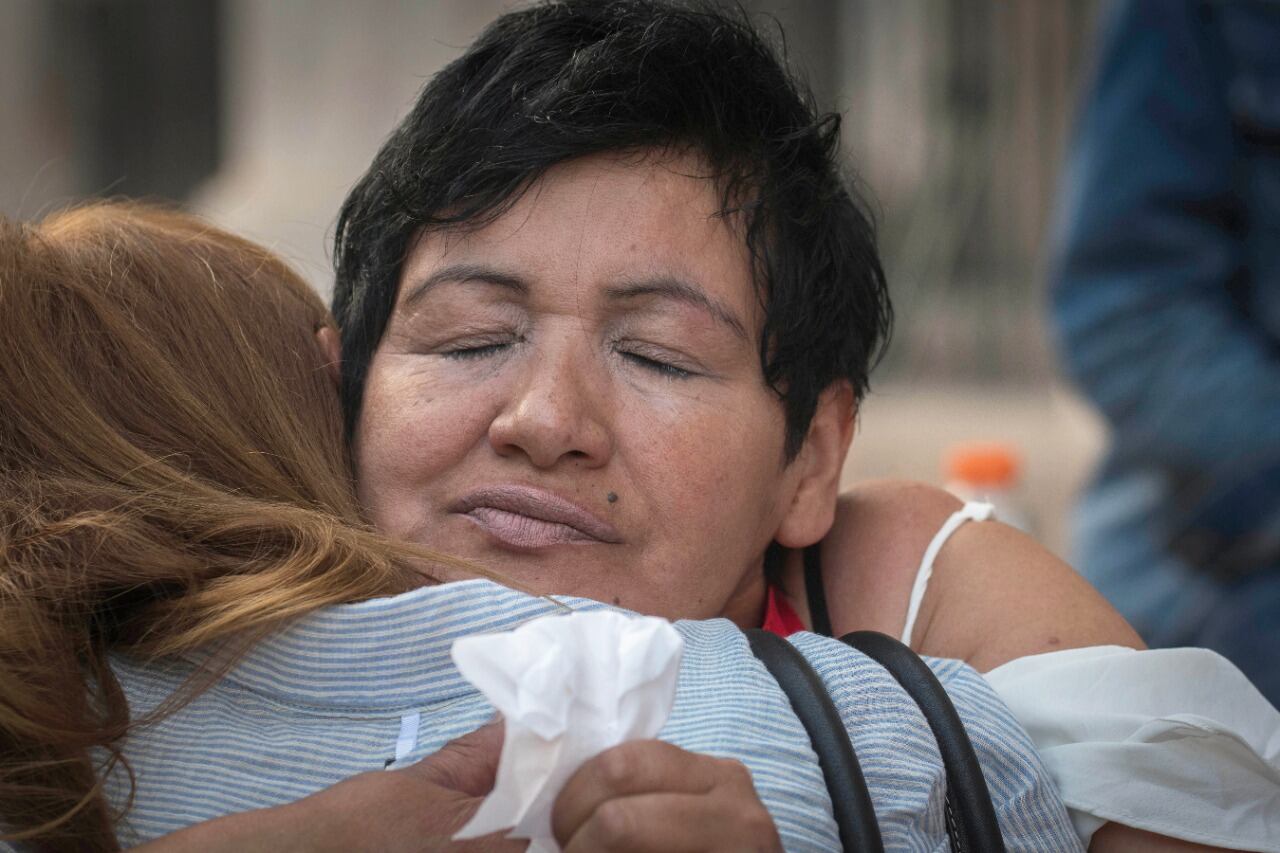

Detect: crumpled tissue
451,609,684,852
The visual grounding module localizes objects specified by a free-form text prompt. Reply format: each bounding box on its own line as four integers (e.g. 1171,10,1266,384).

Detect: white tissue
451,609,684,852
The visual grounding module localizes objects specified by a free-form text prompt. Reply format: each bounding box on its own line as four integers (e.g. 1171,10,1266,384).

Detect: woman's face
353,152,818,623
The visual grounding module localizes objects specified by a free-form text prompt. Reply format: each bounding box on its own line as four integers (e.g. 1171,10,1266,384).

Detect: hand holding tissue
451,609,684,852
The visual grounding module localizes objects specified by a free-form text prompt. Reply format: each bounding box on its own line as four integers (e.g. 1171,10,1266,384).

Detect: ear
315,325,342,390
774,382,856,549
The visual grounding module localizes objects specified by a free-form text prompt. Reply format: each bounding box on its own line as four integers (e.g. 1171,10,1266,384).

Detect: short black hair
333,0,891,459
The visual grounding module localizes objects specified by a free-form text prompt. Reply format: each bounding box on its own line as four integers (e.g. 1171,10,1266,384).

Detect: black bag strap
839,631,1005,853
745,629,884,853
803,543,833,637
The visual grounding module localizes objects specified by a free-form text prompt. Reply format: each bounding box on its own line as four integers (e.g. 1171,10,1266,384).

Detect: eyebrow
400,263,527,307
401,264,749,341
605,276,749,341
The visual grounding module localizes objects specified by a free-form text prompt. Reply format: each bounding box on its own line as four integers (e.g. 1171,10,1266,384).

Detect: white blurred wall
192,0,510,294
0,1,75,218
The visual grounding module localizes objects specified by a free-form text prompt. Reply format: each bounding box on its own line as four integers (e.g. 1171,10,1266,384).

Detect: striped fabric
88,580,1079,852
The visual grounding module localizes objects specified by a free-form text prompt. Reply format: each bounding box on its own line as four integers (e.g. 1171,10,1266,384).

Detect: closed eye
620,350,695,379
441,341,513,360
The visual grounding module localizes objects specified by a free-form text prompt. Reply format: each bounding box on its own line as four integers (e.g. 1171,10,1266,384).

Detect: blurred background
0,0,1108,558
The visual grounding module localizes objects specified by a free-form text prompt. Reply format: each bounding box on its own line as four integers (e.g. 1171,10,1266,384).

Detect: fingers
552,741,781,852
551,740,720,841
411,719,506,798
387,721,528,851
563,791,781,853
450,832,529,853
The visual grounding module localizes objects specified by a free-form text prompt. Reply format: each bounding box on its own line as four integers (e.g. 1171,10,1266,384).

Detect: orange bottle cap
945,442,1020,487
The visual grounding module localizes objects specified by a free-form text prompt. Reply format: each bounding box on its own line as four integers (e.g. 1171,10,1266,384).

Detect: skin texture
1088,823,1234,853
776,480,1145,672
353,151,850,628
551,741,781,853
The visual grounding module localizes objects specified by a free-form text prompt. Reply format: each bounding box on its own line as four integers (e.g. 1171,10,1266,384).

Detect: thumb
412,719,506,798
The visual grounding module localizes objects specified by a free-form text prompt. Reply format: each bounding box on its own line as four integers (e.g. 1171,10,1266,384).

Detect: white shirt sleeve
985,644,1280,850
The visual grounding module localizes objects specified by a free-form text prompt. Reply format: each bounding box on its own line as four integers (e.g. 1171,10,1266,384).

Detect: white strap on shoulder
900,501,995,647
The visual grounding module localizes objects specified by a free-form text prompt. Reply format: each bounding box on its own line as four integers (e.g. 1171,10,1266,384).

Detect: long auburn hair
0,203,474,850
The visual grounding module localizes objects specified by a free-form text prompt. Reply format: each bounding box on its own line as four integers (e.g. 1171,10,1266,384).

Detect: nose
487,335,614,469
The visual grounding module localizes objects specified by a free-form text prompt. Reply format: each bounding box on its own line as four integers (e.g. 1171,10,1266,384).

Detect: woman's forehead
396,152,760,321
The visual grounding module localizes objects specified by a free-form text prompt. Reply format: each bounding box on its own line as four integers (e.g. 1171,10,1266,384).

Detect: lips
452,485,623,549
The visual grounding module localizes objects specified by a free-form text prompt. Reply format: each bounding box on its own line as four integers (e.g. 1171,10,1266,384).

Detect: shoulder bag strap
839,631,1005,853
803,543,834,637
745,628,883,853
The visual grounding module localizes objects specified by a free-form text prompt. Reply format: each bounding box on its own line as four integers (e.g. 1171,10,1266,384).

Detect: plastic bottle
943,442,1034,534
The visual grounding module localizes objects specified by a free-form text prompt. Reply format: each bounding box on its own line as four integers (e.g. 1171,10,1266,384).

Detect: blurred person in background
1052,0,1280,705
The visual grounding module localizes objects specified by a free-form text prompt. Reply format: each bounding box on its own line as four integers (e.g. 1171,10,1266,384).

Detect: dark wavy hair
333,0,892,459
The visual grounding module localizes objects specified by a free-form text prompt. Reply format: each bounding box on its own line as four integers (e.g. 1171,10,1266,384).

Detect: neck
720,563,771,629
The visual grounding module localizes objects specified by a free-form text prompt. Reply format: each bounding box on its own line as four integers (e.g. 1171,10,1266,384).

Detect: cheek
624,408,787,616
626,395,788,536
353,360,493,530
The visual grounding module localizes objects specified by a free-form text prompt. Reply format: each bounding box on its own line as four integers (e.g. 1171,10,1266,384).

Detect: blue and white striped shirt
99,580,1079,851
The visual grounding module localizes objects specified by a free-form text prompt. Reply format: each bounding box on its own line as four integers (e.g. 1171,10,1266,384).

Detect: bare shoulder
818,479,1143,671
815,479,962,637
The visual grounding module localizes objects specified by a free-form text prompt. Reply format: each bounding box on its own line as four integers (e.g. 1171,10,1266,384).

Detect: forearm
130,727,524,853
1090,822,1243,853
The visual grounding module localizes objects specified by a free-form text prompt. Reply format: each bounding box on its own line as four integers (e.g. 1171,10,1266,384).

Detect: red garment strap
762,585,806,637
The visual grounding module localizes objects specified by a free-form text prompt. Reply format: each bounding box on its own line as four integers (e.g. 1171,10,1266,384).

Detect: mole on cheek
607,491,618,503
612,596,621,606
